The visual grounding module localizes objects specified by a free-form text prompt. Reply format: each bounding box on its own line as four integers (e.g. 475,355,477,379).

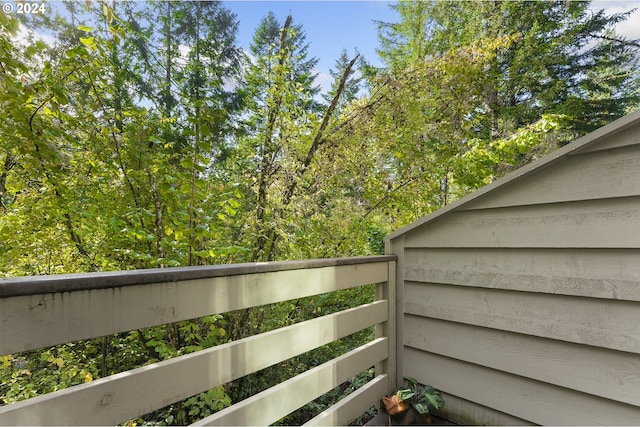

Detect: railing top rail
0,255,396,298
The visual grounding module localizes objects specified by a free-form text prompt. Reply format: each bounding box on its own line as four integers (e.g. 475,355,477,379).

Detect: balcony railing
0,256,397,426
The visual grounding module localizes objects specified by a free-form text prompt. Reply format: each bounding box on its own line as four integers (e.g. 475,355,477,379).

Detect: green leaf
412,401,430,415
422,384,438,395
77,25,93,32
425,393,445,410
405,376,418,390
79,37,94,47
397,388,415,401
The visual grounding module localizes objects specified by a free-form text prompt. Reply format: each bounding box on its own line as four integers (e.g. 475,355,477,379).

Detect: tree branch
328,174,418,257
0,152,17,209
283,54,360,208
252,15,293,262
27,65,99,271
265,54,360,261
31,139,98,271
29,68,78,134
587,32,640,49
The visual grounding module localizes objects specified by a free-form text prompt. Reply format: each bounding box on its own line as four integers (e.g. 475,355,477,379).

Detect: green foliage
0,344,99,405
380,0,640,137
352,0,640,229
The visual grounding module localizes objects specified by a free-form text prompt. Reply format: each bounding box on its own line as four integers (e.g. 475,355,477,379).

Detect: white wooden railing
0,256,397,426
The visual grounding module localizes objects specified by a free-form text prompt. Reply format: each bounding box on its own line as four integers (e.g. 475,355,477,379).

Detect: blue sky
223,1,397,91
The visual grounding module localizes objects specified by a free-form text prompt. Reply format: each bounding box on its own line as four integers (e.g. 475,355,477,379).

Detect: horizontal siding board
435,392,534,426
405,316,640,406
404,282,640,354
0,263,388,355
0,301,387,426
576,125,640,154
405,248,640,301
194,338,388,426
403,198,640,248
404,348,640,425
303,374,388,426
462,143,640,210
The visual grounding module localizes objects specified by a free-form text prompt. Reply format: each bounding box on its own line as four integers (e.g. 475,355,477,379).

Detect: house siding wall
390,122,640,425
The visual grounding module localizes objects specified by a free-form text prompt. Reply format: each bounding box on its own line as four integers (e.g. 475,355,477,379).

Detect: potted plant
382,377,445,425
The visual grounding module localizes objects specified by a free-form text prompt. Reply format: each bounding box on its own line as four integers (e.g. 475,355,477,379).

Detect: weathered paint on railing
0,256,397,426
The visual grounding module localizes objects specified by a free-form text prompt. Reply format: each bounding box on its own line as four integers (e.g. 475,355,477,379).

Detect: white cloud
11,22,57,48
614,9,640,40
9,23,56,80
592,1,640,40
314,69,333,95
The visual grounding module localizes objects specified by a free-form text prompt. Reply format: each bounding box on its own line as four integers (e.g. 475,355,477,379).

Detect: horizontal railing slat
0,256,397,298
304,374,389,426
193,338,389,426
0,301,388,426
1,262,389,355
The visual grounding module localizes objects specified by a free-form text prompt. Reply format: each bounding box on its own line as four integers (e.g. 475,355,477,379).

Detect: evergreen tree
376,1,432,72
323,48,363,112
378,0,640,138
358,0,640,221
235,13,321,262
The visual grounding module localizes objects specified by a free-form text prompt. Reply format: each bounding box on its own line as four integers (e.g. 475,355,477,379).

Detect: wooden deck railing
0,256,396,426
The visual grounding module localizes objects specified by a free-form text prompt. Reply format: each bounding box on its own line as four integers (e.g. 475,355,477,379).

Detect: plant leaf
423,384,438,395
397,388,415,401
412,401,430,415
425,393,445,410
79,36,94,47
405,376,418,388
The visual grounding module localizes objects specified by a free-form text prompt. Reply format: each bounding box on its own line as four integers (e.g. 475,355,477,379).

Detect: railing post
386,236,404,390
375,259,397,391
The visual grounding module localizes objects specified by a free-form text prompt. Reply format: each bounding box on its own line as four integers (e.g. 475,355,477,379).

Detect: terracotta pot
382,393,410,415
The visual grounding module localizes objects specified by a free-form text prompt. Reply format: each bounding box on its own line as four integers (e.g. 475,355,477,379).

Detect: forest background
1,0,640,424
